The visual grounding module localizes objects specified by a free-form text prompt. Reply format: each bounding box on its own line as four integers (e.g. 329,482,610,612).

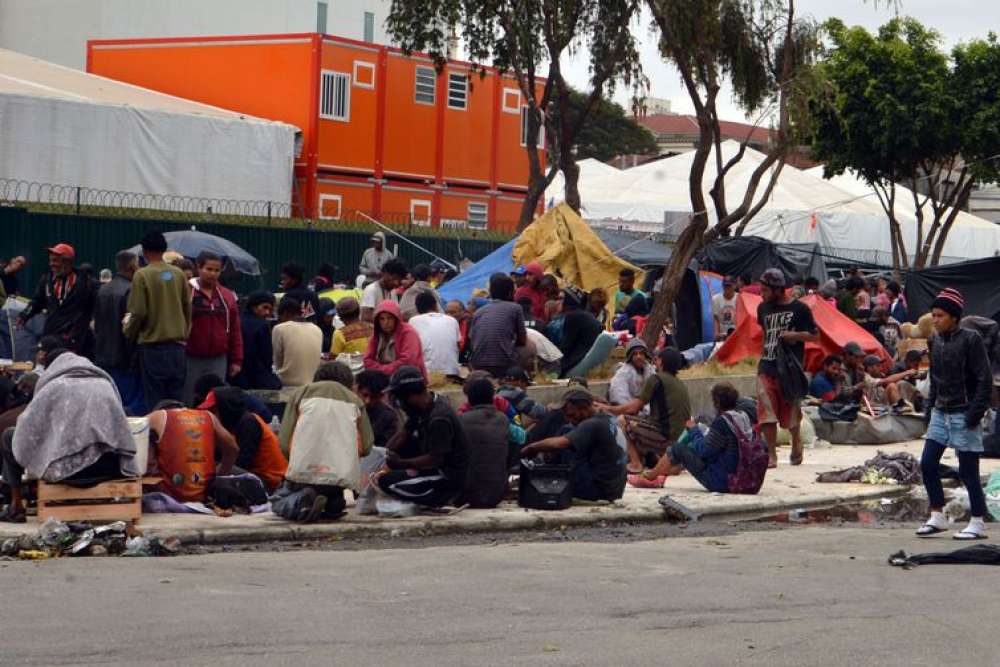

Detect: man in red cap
513,261,547,320
17,243,97,356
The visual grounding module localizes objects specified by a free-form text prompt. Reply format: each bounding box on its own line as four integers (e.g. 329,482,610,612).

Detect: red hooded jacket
363,300,427,379
186,279,244,364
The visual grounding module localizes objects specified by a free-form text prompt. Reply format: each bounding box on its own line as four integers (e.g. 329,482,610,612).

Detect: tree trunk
641,218,706,348
518,178,546,231
561,157,581,213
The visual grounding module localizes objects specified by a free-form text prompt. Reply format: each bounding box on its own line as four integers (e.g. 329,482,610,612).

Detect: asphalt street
2,523,995,666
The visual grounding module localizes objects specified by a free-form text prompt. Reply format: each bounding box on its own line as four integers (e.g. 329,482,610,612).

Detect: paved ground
6,441,997,546
3,522,997,666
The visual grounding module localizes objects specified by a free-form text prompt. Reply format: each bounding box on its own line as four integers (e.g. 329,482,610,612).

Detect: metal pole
267,201,272,224
75,186,81,214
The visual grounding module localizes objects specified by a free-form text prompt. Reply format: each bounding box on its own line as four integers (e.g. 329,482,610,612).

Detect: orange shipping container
88,32,545,227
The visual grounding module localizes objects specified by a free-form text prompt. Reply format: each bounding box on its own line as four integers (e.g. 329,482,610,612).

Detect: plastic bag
376,498,418,518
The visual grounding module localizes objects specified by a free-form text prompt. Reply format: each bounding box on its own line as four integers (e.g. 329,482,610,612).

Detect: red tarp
715,293,890,373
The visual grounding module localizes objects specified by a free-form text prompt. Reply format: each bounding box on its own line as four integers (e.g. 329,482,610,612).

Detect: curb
140,484,914,547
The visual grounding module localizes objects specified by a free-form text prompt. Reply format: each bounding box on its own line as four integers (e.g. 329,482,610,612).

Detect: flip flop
627,474,666,489
915,524,947,537
953,530,988,541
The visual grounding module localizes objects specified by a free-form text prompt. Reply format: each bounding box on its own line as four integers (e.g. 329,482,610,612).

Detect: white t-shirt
361,280,398,310
409,312,461,375
711,293,738,334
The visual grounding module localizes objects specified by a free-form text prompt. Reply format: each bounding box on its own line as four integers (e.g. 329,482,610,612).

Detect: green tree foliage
641,0,819,347
569,89,658,162
810,18,1000,268
385,0,644,230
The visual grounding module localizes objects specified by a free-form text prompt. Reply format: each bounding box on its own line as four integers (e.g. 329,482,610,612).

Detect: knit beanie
931,288,964,320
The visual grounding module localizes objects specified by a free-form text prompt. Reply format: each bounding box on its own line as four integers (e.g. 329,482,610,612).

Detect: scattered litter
543,644,560,653
6,518,181,559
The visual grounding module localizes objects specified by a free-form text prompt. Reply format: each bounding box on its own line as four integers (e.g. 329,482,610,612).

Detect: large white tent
0,48,297,210
548,141,1000,264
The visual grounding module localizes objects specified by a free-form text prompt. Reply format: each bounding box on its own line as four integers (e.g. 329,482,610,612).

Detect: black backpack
776,344,809,401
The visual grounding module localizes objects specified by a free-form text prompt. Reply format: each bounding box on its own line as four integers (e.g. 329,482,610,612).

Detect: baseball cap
46,243,75,259
863,354,882,367
389,366,427,395
904,349,925,362
197,390,217,410
502,366,532,384
554,387,596,409
723,275,736,287
843,342,863,356
759,268,786,288
511,266,528,276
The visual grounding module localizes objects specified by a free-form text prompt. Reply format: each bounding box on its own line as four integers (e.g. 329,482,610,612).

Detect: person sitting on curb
601,348,692,475
273,362,374,523
496,366,548,425
809,355,846,402
861,354,918,413
200,386,288,492
355,369,400,449
636,382,750,492
519,387,626,502
330,296,372,356
148,399,238,503
608,338,656,407
457,378,513,508
362,300,428,380
376,366,469,508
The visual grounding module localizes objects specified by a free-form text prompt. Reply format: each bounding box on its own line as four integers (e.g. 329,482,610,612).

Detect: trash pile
815,451,922,485
0,518,182,560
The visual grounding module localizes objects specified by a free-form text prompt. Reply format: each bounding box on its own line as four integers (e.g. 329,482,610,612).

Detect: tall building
0,0,389,69
89,33,544,230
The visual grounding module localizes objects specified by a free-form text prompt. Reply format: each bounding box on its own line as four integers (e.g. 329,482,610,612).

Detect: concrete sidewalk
4,441,996,546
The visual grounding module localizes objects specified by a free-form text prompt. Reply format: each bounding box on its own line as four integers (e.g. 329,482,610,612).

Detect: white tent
0,48,297,211
547,141,1000,264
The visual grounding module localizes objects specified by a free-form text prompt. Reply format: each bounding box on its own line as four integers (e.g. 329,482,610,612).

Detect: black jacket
928,327,993,424
558,309,603,377
283,284,323,326
22,270,97,350
94,274,133,370
230,313,281,391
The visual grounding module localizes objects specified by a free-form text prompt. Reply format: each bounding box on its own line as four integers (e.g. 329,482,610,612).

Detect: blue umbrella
126,230,261,276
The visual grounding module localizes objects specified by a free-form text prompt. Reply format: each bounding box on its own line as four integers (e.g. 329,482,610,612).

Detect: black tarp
905,257,1000,323
593,228,672,268
697,236,828,283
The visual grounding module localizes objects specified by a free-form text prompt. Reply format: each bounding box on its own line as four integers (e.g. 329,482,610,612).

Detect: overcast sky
561,0,998,123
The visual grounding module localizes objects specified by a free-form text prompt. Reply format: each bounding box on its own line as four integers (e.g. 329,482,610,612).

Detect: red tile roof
638,113,772,146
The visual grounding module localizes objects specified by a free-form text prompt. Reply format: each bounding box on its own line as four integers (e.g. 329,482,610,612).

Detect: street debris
0,518,182,560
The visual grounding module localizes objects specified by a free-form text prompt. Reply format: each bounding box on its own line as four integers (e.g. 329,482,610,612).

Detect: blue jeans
139,343,186,413
108,369,146,417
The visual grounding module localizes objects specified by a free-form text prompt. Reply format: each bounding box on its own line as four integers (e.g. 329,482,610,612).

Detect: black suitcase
518,459,574,510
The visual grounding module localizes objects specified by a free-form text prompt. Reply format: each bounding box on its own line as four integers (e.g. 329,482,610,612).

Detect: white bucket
127,417,150,475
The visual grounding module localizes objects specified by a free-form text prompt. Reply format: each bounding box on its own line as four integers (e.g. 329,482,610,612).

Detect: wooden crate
37,478,142,523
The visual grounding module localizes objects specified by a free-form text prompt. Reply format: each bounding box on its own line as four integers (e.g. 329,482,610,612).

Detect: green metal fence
0,207,509,294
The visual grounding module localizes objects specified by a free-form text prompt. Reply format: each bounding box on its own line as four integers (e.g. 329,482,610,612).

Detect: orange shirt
157,409,215,502
249,414,288,491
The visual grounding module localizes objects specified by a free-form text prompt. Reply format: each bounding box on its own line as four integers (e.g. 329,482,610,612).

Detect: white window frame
414,65,436,105
318,194,343,220
410,199,432,226
467,201,488,229
502,87,521,114
320,70,351,121
447,71,468,110
520,105,544,147
353,61,375,89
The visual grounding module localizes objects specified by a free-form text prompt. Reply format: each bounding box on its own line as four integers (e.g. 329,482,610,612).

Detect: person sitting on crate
519,387,626,503
1,350,141,522
375,366,469,508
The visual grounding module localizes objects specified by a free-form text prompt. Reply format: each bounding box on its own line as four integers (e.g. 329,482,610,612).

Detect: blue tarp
437,239,516,304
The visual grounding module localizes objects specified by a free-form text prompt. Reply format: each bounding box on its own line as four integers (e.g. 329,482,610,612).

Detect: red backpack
721,412,768,494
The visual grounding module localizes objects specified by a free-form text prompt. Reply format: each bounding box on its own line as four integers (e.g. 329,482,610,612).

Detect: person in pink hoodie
363,300,428,379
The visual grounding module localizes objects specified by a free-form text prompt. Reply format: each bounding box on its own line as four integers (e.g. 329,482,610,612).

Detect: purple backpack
721,412,768,494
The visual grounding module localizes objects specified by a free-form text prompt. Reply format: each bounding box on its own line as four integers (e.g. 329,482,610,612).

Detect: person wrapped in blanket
633,382,750,493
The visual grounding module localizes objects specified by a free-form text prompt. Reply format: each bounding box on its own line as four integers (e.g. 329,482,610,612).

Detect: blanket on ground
12,352,138,481
816,450,921,485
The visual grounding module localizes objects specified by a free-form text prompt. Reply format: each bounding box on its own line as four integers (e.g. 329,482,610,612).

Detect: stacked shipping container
88,33,544,232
